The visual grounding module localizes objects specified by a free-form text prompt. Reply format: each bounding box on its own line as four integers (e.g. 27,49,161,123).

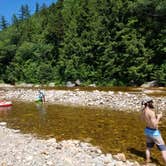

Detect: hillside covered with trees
0,0,165,86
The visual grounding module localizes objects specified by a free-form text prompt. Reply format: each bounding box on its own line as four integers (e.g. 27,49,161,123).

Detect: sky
0,0,57,24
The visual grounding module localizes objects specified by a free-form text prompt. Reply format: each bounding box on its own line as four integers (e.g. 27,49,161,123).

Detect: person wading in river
141,98,166,164
37,90,45,103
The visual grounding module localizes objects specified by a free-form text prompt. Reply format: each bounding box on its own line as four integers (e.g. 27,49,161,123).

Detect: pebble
0,88,165,112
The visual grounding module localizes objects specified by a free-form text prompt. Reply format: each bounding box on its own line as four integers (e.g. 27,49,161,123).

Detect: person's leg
146,136,154,163
161,150,166,163
145,148,151,163
154,135,166,163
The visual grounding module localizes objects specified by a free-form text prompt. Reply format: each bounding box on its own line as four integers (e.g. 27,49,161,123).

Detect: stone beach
0,86,166,112
0,85,165,166
0,122,141,166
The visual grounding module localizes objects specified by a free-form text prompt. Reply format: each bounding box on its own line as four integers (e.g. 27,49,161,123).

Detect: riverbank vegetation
0,0,165,86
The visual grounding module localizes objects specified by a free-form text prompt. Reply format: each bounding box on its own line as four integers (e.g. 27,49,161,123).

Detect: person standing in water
37,90,45,103
141,98,166,164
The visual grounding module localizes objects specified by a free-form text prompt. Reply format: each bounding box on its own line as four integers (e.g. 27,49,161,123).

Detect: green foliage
37,62,55,84
0,0,165,86
153,62,166,86
0,16,8,30
4,63,22,83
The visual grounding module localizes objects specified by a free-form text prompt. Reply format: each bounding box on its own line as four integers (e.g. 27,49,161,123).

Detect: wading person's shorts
145,127,166,151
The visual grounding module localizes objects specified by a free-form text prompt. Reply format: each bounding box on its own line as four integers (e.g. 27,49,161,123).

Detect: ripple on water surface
0,101,166,166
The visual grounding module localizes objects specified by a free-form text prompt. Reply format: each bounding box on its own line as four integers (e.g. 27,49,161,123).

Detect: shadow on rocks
127,148,162,165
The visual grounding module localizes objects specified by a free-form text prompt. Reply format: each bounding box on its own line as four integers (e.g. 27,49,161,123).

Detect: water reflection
0,106,12,117
35,102,47,126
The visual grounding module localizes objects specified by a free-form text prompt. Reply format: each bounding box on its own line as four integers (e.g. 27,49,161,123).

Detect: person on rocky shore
141,98,166,164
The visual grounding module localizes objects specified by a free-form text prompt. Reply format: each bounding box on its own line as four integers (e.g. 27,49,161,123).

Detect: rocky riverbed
0,85,165,166
0,86,166,112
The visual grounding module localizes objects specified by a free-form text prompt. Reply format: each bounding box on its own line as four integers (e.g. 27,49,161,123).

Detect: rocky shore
0,122,141,166
0,86,166,112
0,85,165,166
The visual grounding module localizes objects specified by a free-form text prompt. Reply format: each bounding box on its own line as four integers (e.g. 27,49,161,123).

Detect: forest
0,0,165,86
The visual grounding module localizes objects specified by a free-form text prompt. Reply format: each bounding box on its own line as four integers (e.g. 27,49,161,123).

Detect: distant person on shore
36,90,45,103
141,98,166,164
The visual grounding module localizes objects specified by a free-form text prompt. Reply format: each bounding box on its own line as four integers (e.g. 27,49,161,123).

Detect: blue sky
0,0,57,24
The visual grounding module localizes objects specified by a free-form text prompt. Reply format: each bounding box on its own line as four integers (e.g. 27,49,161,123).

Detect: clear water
0,101,166,165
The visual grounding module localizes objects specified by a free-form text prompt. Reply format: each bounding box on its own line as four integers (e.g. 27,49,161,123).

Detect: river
0,101,166,165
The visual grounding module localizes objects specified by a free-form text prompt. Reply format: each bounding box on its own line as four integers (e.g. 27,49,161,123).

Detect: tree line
0,0,165,86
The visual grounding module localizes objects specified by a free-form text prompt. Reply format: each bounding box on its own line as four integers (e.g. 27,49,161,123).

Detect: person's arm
150,111,163,128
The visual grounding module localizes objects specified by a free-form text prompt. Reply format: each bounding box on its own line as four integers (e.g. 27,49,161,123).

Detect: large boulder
89,84,96,87
48,82,55,87
15,83,34,87
141,81,158,88
66,81,75,87
0,83,14,87
75,79,81,86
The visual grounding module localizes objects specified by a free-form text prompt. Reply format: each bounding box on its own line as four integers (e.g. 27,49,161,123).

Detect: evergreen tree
41,3,47,10
0,0,165,86
35,2,40,14
19,5,25,21
0,16,8,30
19,4,30,21
12,14,19,26
24,4,31,19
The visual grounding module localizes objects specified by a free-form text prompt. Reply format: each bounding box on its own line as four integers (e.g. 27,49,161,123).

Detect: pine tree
19,5,25,21
41,3,47,10
0,16,8,30
19,4,30,21
24,4,31,19
12,14,19,25
35,2,40,14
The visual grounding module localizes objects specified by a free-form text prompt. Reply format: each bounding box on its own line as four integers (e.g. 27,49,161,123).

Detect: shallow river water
0,101,166,165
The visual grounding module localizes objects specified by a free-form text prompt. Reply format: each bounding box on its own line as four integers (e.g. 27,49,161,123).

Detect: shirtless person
141,98,166,164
